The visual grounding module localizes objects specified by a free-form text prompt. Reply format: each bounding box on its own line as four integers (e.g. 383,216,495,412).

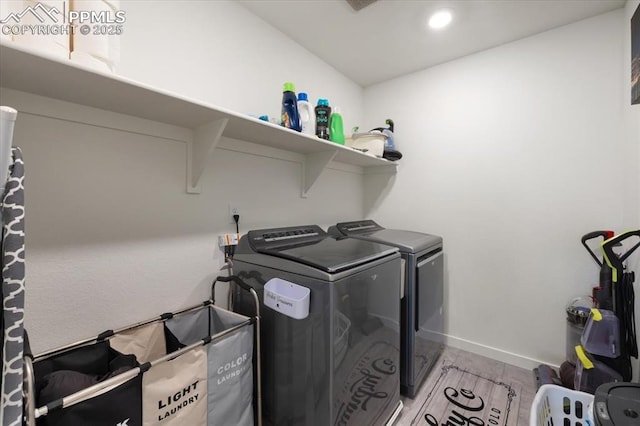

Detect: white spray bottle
297,92,315,136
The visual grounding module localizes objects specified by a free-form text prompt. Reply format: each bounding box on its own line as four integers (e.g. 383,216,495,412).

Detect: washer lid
334,221,442,254
262,237,397,274
246,225,398,273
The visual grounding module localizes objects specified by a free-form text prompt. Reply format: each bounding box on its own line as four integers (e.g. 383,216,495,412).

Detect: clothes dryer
329,220,443,398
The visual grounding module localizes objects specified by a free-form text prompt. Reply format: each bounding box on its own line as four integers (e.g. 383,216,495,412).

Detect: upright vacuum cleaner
600,230,640,382
557,231,616,388
534,231,615,389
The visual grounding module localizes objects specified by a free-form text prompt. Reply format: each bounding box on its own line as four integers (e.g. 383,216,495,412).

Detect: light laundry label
142,346,207,425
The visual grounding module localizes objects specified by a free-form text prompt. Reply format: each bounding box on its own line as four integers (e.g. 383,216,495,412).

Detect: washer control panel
247,225,325,250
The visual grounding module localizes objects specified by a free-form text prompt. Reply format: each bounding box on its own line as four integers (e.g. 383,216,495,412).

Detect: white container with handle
264,278,310,320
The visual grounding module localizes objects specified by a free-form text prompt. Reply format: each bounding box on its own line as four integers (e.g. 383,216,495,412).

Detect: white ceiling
239,0,626,87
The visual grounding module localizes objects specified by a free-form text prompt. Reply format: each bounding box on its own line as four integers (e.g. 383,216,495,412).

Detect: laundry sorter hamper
21,276,261,426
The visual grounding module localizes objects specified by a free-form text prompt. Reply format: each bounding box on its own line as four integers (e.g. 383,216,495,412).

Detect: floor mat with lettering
410,364,521,426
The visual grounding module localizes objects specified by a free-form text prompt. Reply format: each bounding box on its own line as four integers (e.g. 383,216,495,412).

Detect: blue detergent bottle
281,82,301,132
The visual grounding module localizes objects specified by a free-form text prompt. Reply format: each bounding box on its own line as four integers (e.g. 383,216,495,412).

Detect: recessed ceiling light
428,10,453,29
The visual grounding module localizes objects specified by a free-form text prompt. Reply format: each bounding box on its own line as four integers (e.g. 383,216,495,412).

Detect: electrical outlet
218,233,240,247
229,204,240,224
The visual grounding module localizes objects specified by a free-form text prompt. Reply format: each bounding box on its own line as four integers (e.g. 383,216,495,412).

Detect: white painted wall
10,0,366,354
117,0,363,133
363,10,629,369
6,0,636,372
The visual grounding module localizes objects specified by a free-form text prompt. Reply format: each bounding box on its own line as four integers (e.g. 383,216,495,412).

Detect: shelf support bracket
187,118,228,193
301,150,338,198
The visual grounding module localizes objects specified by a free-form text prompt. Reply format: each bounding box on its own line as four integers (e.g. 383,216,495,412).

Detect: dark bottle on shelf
315,98,331,140
281,82,301,131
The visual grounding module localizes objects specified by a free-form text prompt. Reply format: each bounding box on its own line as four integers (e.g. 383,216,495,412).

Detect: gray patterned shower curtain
0,147,26,426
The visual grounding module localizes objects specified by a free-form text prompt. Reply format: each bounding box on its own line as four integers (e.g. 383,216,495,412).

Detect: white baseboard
443,334,560,371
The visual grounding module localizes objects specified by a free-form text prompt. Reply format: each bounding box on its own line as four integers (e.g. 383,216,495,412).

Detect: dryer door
415,249,444,335
412,249,444,391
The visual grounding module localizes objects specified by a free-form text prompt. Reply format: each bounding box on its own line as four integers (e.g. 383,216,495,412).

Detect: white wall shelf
0,42,397,196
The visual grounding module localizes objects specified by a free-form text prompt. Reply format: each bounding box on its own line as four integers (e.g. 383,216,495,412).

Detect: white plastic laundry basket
530,384,594,426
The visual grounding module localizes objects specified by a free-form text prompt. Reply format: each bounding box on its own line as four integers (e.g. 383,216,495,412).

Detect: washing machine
232,224,403,426
328,220,444,398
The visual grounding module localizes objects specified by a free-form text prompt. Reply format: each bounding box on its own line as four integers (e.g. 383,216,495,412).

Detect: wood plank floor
396,346,537,425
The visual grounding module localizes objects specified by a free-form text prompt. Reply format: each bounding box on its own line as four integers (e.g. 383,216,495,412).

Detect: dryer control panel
247,225,326,251
335,220,384,235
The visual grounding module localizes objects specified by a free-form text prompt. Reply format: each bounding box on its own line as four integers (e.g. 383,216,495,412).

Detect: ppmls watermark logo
1,2,126,36
1,3,60,24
